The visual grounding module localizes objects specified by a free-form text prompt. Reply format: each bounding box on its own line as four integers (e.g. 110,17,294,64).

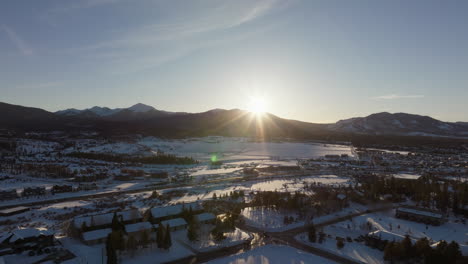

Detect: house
395,206,445,225
194,213,216,224
365,230,409,250
159,218,187,231
149,202,203,222
0,206,29,217
125,222,154,242
82,228,112,245
0,228,54,254
74,209,142,230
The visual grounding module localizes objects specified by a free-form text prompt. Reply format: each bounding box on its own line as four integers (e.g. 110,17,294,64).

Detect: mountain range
1,102,467,142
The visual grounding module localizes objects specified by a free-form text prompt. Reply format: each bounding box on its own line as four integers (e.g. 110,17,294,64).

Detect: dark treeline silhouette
384,236,465,264
67,152,197,165
360,175,468,213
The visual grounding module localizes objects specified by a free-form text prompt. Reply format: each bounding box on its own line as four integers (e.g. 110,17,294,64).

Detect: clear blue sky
1,0,467,123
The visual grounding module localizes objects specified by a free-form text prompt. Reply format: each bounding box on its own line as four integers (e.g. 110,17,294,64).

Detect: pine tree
401,235,413,259
336,239,344,249
187,220,198,242
106,234,118,264
308,224,316,243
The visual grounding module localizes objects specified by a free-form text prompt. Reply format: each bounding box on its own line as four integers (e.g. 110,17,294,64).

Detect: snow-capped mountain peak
55,103,156,117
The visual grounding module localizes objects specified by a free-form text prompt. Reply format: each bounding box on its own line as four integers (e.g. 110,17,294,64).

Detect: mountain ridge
1,102,467,140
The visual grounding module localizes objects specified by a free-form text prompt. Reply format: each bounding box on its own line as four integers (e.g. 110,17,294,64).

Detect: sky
1,0,467,123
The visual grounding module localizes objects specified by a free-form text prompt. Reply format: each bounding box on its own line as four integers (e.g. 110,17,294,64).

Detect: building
149,202,203,222
159,218,187,231
125,222,154,242
194,213,216,224
74,209,142,230
82,228,112,245
396,206,445,226
0,206,29,217
365,230,409,250
0,228,54,254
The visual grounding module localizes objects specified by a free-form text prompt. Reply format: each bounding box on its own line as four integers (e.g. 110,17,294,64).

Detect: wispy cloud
373,94,424,100
1,25,33,55
61,0,285,74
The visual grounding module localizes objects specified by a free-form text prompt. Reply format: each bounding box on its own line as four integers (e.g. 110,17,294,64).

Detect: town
0,133,467,264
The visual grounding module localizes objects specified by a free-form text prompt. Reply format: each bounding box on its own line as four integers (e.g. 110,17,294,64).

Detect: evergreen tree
336,239,344,249
187,220,198,242
445,241,462,264
401,235,413,259
106,234,118,264
308,224,316,243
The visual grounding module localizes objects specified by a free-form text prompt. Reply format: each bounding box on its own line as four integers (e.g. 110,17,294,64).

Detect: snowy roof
0,206,29,215
0,233,11,244
393,173,421,180
82,228,112,241
125,222,153,233
159,218,187,228
195,213,216,222
9,228,52,242
336,194,346,200
150,202,202,219
368,230,406,241
397,207,443,219
74,209,142,228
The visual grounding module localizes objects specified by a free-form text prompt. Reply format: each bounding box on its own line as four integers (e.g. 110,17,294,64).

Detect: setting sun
247,96,267,115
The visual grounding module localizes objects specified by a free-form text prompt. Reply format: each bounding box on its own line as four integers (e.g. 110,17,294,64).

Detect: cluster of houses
0,183,97,202
0,228,54,256
74,202,216,246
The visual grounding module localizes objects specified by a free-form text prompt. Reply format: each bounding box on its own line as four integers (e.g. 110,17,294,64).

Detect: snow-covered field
68,137,352,161
241,203,369,232
205,244,338,264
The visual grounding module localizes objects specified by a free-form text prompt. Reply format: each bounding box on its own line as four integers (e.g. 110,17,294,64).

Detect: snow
9,228,51,242
393,173,421,180
205,244,338,264
138,137,354,161
150,202,202,219
242,203,368,232
125,222,153,233
82,228,112,242
159,218,187,229
74,209,142,228
0,206,29,215
298,209,468,260
297,231,384,264
195,213,216,223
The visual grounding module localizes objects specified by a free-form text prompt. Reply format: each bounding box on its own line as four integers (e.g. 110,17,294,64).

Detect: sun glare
247,96,267,115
